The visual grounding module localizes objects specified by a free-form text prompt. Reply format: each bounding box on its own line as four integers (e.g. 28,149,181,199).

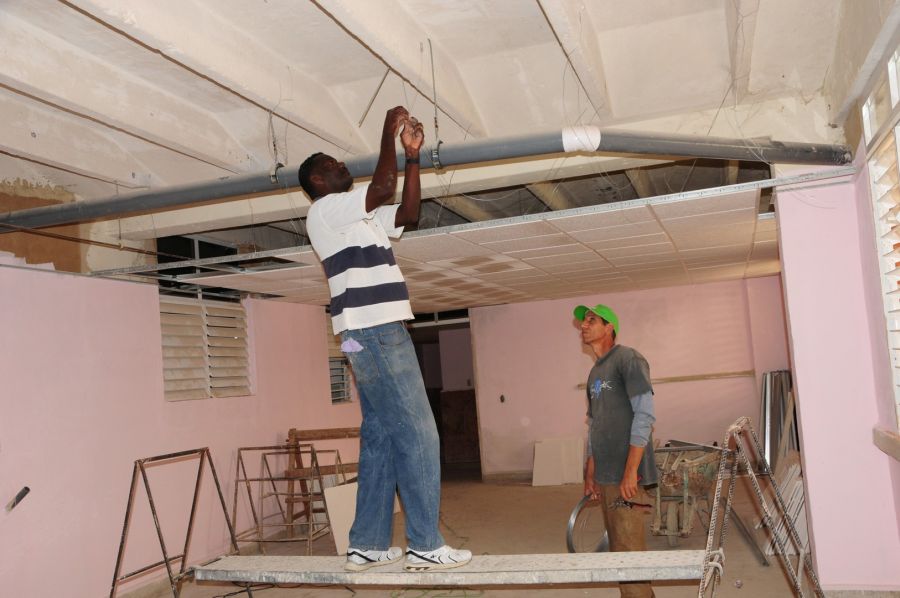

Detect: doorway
410,314,481,479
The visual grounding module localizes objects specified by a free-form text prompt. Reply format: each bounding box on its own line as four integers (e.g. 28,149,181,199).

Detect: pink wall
469,277,789,476
438,328,474,391
0,266,360,597
777,163,900,590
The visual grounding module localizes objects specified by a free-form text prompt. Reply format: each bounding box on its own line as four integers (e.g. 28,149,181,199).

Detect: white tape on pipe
561,126,602,153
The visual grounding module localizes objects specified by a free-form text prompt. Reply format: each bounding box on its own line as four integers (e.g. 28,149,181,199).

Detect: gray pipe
0,127,851,233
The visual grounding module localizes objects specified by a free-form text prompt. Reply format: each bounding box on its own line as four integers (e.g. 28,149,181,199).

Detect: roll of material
5,486,30,512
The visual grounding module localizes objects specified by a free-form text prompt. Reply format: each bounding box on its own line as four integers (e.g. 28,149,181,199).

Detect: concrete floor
181,473,806,598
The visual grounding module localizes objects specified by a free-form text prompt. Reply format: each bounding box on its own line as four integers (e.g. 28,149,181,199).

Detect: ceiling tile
754,227,778,243
550,205,656,233
750,241,779,261
503,243,587,259
622,265,687,280
595,241,676,259
452,220,561,243
482,233,575,253
745,261,782,276
606,255,682,268
569,223,666,243
680,244,751,263
475,271,545,283
688,264,749,284
522,250,602,268
667,221,756,250
650,190,758,219
393,234,495,261
543,260,618,274
756,217,778,233
636,278,692,291
661,207,758,228
584,231,670,249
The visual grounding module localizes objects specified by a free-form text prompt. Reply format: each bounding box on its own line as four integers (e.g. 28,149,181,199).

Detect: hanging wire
428,39,440,148
358,68,391,128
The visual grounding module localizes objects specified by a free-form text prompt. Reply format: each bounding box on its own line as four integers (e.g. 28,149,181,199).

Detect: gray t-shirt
586,345,658,486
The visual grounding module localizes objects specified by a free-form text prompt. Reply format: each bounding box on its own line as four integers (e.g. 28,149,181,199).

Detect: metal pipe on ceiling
0,126,851,234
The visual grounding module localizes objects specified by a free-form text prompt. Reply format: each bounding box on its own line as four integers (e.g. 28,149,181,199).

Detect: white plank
195,551,705,585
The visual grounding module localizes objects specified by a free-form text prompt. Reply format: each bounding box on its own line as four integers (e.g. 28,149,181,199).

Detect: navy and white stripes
322,244,410,317
306,183,414,333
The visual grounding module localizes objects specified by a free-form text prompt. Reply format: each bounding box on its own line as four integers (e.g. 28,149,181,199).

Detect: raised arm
395,115,424,227
365,106,409,213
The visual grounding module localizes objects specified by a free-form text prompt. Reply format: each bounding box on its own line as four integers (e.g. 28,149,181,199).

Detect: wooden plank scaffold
195,418,825,597
195,551,707,587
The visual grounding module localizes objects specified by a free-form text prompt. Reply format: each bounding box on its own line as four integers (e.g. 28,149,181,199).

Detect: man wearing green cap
574,303,657,598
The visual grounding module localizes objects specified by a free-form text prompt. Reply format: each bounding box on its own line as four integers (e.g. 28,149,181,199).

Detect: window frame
863,47,900,429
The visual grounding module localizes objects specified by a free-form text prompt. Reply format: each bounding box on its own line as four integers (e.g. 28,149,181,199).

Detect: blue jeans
341,321,444,552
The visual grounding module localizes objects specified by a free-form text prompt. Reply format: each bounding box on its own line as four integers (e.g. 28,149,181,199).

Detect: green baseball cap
573,304,619,335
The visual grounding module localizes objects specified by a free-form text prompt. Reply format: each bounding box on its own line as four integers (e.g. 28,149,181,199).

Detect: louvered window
866,47,900,427
160,296,252,401
325,317,352,404
329,358,352,404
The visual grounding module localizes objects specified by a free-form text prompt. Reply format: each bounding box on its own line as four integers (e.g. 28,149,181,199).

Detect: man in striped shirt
299,106,471,572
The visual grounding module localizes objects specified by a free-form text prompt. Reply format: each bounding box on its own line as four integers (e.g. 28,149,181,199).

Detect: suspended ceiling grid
185,188,777,313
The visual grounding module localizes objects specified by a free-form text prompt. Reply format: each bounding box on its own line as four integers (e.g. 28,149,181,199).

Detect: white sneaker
404,545,472,571
344,546,403,571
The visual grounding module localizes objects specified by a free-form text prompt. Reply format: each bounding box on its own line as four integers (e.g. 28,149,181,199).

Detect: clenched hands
400,116,424,158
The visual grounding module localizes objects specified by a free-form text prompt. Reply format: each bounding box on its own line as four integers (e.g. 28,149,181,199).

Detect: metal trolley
651,441,720,547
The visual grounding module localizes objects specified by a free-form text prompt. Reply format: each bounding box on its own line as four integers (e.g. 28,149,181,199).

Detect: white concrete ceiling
1,0,895,300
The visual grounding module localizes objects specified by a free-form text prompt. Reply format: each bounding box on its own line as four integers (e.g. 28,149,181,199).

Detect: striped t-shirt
306,183,413,334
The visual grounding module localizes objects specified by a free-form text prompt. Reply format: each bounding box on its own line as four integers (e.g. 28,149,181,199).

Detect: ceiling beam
427,195,496,223
537,0,611,120
0,11,250,174
526,181,579,211
313,0,487,137
67,0,369,155
625,168,655,198
725,160,740,186
0,89,153,188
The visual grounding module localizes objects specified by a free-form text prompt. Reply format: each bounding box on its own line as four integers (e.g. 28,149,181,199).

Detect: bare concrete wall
0,182,84,272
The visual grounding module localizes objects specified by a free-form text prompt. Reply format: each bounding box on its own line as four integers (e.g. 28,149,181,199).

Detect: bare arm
365,106,408,213
620,445,644,500
584,455,599,500
395,116,424,227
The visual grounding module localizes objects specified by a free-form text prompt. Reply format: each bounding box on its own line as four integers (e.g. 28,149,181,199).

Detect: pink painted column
776,162,900,590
